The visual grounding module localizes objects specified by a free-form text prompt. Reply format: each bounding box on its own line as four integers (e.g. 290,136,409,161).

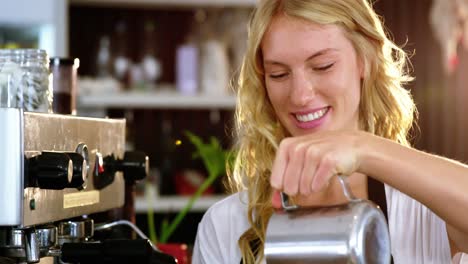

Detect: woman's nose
289,71,316,106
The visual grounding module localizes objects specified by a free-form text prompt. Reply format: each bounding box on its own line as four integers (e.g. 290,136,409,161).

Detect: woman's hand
270,129,468,248
270,130,367,207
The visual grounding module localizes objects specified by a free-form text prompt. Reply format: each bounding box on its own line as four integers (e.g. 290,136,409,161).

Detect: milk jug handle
337,174,357,201
280,192,299,211
280,174,357,211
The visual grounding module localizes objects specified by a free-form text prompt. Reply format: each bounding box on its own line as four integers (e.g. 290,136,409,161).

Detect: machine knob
102,151,149,184
118,151,149,183
66,152,88,189
35,152,73,190
95,151,148,189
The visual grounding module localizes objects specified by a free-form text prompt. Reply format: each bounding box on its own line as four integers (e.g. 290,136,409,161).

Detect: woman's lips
293,107,330,129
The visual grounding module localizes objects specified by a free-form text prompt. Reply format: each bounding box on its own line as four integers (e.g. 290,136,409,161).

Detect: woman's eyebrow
304,48,338,61
264,48,338,66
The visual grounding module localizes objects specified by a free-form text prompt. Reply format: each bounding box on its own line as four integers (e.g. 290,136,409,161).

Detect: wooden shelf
78,91,237,110
70,0,257,8
134,195,226,213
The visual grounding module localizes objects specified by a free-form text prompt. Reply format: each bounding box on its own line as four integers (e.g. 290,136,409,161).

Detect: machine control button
35,152,73,190
93,152,113,190
75,143,90,185
97,157,105,174
75,143,89,169
66,152,88,190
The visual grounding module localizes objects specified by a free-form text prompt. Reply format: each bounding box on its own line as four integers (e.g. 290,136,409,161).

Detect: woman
192,0,468,263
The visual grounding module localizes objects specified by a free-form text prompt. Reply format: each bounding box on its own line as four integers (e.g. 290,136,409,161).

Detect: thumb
272,189,282,209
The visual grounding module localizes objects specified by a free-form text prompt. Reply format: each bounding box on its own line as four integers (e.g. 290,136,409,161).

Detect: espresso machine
0,108,176,264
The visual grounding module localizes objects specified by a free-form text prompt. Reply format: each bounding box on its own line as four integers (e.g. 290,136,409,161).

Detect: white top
192,185,453,264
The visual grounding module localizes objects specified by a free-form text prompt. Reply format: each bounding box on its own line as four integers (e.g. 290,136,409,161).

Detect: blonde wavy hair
228,0,416,263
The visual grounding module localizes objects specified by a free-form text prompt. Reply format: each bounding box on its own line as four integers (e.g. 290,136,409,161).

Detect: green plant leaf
157,131,232,243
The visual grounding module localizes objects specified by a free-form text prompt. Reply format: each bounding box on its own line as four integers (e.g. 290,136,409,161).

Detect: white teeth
295,108,327,122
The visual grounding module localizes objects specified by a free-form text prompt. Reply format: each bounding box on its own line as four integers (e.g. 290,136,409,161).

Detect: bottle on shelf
197,9,230,96
50,57,79,115
140,19,162,91
112,20,131,90
96,35,112,78
175,34,198,95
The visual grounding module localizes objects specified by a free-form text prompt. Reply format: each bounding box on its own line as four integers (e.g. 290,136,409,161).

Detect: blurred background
1,0,468,258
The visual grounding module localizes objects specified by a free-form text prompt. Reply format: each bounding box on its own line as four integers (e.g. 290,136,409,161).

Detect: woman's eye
269,73,288,79
315,63,334,71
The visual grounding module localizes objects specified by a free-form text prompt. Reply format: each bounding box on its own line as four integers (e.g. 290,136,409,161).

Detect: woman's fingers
271,138,323,196
299,146,319,196
270,139,292,190
271,139,308,196
270,132,362,207
312,154,338,192
282,143,306,196
271,190,282,209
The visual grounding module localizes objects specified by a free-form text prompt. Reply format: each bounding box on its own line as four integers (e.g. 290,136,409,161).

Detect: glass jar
0,49,52,112
50,57,79,115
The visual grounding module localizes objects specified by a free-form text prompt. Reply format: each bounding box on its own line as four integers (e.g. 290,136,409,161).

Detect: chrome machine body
0,108,175,264
0,109,125,227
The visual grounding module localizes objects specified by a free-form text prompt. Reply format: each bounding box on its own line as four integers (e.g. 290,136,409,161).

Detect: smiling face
261,15,363,136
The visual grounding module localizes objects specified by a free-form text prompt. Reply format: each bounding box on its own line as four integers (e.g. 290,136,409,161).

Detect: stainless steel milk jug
265,175,391,264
